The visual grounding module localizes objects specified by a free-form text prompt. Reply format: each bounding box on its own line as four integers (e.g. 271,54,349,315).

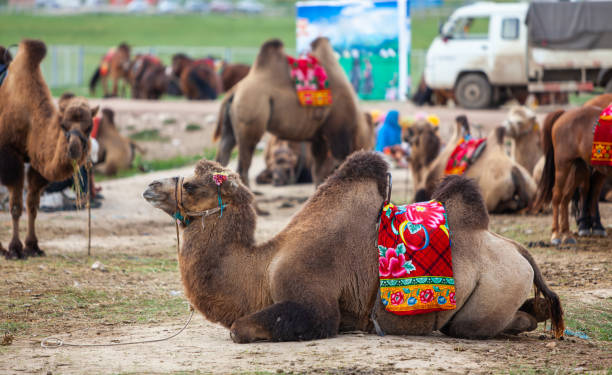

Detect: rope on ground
40,306,194,348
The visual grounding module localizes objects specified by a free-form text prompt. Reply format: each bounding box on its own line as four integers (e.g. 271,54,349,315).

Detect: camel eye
182,182,197,193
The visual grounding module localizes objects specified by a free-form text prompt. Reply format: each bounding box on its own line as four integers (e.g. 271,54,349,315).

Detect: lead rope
370,173,393,337
39,179,194,349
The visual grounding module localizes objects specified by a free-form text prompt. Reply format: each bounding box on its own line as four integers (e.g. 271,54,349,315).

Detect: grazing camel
255,135,313,186
532,106,612,244
0,40,98,259
503,106,542,175
94,108,143,176
214,38,373,186
404,116,536,212
171,54,222,100
143,151,564,343
89,43,131,97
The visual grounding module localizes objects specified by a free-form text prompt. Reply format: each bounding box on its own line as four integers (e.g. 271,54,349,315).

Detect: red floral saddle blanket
287,55,332,107
444,137,486,175
591,104,612,166
377,200,456,315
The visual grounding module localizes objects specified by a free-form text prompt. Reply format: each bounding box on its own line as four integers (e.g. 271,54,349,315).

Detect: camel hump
255,39,284,68
432,175,489,231
20,39,47,66
326,150,389,198
310,37,330,50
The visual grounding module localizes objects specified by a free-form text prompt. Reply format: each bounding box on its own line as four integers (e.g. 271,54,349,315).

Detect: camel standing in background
89,43,131,97
214,38,373,186
171,54,222,100
143,151,563,343
0,40,98,259
404,116,536,212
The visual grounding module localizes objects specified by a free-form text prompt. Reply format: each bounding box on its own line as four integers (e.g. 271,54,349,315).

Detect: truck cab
425,2,529,108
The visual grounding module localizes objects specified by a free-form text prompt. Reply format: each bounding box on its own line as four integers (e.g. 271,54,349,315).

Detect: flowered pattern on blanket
591,104,612,166
377,200,456,315
287,55,332,106
444,136,487,175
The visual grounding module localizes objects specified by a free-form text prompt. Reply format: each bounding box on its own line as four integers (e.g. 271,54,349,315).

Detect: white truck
424,1,612,109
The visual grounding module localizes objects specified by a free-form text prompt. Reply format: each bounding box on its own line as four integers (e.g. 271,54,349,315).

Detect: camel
143,151,564,343
532,106,612,244
89,43,131,97
128,54,168,100
404,116,536,213
255,135,313,186
584,93,612,109
171,54,222,100
503,106,542,175
0,40,98,259
94,108,143,176
214,38,374,186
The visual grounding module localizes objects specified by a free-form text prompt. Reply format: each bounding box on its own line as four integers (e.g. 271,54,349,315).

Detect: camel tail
531,110,564,212
213,92,234,142
89,66,101,95
516,245,565,339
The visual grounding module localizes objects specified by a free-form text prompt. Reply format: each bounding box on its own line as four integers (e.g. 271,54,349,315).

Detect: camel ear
91,105,99,118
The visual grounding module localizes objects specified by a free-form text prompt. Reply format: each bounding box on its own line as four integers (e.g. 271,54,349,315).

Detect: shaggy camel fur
214,38,373,186
404,116,536,212
255,135,313,186
143,151,564,343
503,106,542,175
584,93,612,109
94,108,143,176
0,40,98,259
532,106,611,244
220,62,250,92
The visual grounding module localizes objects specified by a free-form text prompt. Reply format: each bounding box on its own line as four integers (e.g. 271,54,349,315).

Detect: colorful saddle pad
591,104,612,166
377,200,456,315
444,136,487,175
287,55,332,107
100,48,116,77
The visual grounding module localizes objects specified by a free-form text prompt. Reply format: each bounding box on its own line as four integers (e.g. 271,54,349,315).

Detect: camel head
58,96,99,161
269,142,299,186
143,159,253,222
171,53,191,77
503,106,537,139
402,120,440,167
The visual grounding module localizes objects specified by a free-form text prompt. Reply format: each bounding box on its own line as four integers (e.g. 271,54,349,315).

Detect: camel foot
24,240,45,257
503,311,538,335
562,235,577,245
6,239,25,260
592,228,607,237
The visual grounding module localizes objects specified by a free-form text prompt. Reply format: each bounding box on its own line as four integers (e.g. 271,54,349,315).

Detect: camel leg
310,136,330,186
215,129,236,167
6,176,25,259
501,311,538,335
23,168,48,257
236,130,262,187
589,172,607,237
230,298,340,343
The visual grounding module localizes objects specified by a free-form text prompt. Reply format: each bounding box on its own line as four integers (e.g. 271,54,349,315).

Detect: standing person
350,57,361,94
363,58,374,96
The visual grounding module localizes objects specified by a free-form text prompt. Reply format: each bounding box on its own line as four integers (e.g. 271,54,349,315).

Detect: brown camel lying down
143,151,563,343
0,40,98,259
405,116,536,213
503,106,542,175
94,108,143,176
255,135,313,186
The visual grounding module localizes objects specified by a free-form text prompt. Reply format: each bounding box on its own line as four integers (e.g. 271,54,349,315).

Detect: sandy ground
1,99,611,374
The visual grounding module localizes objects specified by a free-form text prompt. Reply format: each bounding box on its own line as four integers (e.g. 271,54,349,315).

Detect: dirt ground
1,99,611,375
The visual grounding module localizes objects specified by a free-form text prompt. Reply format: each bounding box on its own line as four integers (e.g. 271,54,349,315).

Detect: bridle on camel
173,176,227,229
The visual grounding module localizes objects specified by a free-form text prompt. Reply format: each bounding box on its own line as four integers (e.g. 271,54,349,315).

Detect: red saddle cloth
377,201,456,315
100,48,116,77
287,55,332,107
444,137,486,175
591,104,612,166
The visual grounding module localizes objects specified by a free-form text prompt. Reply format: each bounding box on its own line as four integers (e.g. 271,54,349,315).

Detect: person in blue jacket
375,110,401,152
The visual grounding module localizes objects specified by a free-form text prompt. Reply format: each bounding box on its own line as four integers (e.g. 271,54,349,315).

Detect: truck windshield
446,16,490,40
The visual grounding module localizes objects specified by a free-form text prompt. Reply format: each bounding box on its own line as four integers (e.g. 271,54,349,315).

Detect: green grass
129,129,169,142
0,13,296,48
185,123,202,132
564,301,612,342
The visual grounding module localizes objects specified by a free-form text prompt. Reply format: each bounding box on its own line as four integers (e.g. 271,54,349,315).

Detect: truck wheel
455,74,492,109
605,80,612,93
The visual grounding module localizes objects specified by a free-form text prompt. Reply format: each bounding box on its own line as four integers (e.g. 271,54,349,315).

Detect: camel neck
512,133,540,172
178,203,276,328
